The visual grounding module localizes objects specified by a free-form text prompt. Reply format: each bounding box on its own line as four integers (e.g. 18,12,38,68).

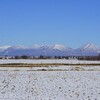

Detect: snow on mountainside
0,46,11,55
0,46,11,51
80,43,100,51
50,44,67,51
74,43,100,56
31,45,43,49
0,43,100,56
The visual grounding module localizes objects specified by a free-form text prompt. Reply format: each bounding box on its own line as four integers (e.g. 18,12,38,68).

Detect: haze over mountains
0,43,100,56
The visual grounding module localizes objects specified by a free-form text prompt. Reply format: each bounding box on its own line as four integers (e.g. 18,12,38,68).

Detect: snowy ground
0,66,100,71
0,59,100,64
0,59,100,100
0,71,100,100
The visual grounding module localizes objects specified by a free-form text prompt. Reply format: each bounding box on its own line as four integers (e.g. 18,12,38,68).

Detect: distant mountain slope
0,43,100,56
74,43,100,56
79,43,100,51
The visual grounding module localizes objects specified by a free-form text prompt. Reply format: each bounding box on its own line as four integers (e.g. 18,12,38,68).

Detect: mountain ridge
0,43,100,56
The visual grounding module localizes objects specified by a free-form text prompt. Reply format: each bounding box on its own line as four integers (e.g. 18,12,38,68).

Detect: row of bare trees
0,54,100,60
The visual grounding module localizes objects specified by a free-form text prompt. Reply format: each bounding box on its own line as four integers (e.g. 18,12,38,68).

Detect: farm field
0,59,100,100
0,59,100,64
0,71,100,100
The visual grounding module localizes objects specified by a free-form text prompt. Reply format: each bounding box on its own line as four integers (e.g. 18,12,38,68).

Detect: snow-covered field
0,59,100,100
0,66,100,71
0,71,100,100
0,59,100,64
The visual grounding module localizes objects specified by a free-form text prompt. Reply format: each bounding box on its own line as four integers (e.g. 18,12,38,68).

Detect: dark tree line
0,53,100,60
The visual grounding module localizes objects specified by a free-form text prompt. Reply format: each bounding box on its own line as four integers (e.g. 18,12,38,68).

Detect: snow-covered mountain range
0,43,100,56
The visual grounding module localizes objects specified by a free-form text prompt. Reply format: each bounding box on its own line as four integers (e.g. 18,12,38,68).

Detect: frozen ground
0,71,100,100
0,59,100,100
0,66,100,71
0,59,100,64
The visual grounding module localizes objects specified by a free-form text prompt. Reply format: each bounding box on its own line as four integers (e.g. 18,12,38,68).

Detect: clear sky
0,0,100,48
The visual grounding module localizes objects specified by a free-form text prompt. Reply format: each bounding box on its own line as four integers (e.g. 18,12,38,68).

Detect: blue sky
0,0,100,48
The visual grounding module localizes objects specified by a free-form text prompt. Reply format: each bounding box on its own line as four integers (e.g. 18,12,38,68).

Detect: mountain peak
0,45,11,49
51,44,66,51
0,45,11,51
80,43,99,51
9,45,27,49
